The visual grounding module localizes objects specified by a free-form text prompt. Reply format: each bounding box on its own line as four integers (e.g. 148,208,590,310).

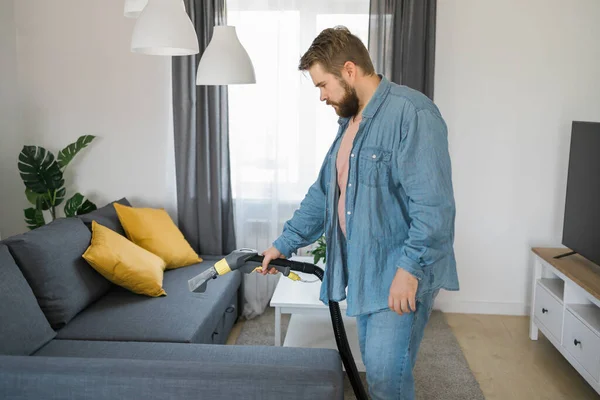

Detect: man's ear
342,61,357,81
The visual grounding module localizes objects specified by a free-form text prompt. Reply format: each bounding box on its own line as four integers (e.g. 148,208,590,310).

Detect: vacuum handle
247,255,317,275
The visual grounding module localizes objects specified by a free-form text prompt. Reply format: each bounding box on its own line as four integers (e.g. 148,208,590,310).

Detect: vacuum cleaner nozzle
188,249,309,294
188,249,259,293
187,266,218,293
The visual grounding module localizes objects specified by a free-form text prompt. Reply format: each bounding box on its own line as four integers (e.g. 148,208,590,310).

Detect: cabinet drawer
534,283,563,340
564,310,600,381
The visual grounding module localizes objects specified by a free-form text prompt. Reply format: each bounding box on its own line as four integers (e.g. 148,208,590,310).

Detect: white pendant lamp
131,0,199,56
196,26,256,85
124,0,147,18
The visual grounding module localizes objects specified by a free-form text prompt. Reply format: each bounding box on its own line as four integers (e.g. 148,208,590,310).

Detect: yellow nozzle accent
251,266,276,274
251,267,299,281
288,272,301,281
215,259,232,275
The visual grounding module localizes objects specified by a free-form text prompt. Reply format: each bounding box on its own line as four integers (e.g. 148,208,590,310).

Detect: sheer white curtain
226,0,369,319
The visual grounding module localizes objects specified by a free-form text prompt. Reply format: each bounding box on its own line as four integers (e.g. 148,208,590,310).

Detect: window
226,0,369,252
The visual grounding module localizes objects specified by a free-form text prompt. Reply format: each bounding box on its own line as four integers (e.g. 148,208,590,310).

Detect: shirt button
351,153,355,157
372,154,377,159
347,211,351,215
348,183,352,187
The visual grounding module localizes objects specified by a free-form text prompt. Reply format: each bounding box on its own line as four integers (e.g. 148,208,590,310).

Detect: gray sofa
0,199,343,399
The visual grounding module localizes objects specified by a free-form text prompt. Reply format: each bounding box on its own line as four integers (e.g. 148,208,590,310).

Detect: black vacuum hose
250,256,369,400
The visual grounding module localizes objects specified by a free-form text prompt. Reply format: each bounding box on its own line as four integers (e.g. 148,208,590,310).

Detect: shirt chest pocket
357,146,392,187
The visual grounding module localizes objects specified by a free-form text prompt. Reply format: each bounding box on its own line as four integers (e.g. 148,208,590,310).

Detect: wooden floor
227,313,600,399
445,313,600,400
226,320,243,345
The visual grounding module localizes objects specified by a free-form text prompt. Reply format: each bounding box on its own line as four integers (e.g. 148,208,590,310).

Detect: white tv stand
530,248,600,395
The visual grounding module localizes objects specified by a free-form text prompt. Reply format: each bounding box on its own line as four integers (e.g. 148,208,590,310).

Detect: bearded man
260,26,459,400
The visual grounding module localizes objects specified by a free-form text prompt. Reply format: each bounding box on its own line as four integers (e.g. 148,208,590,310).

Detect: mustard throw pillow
82,221,167,297
113,203,202,269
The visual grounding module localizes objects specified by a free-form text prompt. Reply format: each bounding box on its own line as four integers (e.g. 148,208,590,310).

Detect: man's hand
388,268,419,315
259,247,285,275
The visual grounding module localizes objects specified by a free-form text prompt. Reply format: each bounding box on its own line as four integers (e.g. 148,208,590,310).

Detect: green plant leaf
25,187,66,210
77,199,97,215
310,235,326,264
24,207,45,230
57,135,96,169
18,146,64,194
64,193,97,217
25,188,51,210
54,187,66,207
64,193,84,217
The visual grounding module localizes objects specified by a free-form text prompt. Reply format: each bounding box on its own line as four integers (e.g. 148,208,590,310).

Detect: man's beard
328,79,359,118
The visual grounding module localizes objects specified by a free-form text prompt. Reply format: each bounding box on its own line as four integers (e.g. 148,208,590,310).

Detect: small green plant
309,235,327,264
18,135,98,230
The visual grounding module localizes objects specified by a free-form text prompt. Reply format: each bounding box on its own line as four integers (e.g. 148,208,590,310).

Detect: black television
559,121,600,265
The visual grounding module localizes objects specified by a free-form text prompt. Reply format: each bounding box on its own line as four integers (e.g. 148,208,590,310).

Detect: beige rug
232,308,484,400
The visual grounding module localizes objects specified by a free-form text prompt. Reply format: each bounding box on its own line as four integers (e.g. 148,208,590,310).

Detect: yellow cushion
82,221,167,297
113,203,202,269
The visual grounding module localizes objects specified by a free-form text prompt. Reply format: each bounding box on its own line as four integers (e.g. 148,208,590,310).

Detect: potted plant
18,135,98,229
309,235,326,265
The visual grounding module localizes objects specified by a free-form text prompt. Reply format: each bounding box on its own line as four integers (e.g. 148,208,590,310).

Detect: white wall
434,0,600,315
0,0,26,238
1,0,177,237
4,0,599,316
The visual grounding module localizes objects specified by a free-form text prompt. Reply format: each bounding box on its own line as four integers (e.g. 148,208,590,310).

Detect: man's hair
298,26,375,77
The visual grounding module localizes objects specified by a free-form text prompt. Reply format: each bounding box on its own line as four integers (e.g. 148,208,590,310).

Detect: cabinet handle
542,308,548,314
574,339,581,347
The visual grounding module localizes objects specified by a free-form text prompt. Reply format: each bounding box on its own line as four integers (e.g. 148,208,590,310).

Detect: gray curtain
172,0,236,255
368,0,437,99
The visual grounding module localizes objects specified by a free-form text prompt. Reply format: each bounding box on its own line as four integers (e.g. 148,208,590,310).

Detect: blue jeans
356,289,439,400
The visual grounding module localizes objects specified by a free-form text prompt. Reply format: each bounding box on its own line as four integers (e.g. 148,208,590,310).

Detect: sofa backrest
78,197,131,236
3,217,112,330
0,244,56,355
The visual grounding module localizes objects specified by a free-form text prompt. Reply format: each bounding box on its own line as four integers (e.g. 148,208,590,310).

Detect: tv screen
562,121,600,266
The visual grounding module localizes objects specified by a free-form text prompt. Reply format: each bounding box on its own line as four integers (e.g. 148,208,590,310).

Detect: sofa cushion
83,221,167,297
113,202,203,269
4,218,112,329
0,244,56,355
56,257,241,343
34,340,342,376
79,197,131,236
13,343,344,400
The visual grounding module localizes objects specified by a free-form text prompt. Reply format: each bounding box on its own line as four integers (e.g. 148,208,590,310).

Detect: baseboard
434,299,530,316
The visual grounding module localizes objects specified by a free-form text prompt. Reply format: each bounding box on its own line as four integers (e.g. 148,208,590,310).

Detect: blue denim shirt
273,76,459,317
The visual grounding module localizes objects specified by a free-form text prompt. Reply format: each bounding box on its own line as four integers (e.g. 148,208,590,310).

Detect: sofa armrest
0,355,343,400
